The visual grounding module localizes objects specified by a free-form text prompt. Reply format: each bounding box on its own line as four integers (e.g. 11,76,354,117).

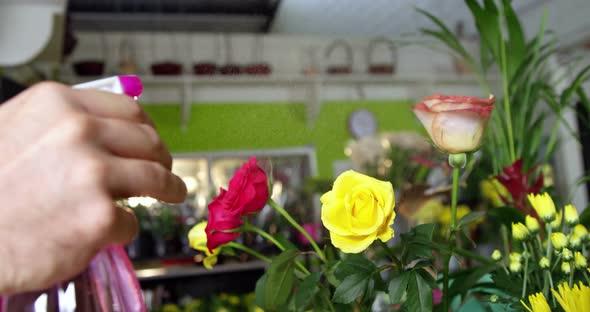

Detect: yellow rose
320,170,395,253
188,221,221,269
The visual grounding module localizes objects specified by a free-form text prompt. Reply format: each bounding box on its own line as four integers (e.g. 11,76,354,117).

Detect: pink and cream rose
412,94,495,154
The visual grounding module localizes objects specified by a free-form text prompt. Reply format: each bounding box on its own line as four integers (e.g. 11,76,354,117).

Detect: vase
0,246,145,312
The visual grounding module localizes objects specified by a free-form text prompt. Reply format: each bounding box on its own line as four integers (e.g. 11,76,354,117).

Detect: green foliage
419,0,590,174
407,271,433,312
401,223,438,261
389,272,411,304
256,249,298,311
294,272,322,311
488,206,525,228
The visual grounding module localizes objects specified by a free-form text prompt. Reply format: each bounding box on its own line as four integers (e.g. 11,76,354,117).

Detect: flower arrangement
182,2,590,310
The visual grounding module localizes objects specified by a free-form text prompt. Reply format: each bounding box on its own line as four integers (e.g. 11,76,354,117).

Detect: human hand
0,82,187,294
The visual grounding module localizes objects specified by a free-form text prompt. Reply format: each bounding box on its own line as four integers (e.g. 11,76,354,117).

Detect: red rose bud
205,189,243,252
227,157,270,216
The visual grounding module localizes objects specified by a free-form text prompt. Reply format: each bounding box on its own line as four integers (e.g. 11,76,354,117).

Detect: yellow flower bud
510,261,522,273
510,252,522,263
574,224,588,240
528,193,556,222
512,222,530,241
550,211,562,231
551,232,568,251
562,248,573,261
492,249,502,261
570,234,582,249
562,262,571,274
564,204,579,225
575,251,587,270
540,257,550,269
525,215,540,234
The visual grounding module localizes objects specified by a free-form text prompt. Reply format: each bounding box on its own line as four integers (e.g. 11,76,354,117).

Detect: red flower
205,189,243,252
225,157,269,216
204,157,269,252
495,158,543,215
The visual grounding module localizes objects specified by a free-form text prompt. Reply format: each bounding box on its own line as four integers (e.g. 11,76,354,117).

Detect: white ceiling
270,0,589,48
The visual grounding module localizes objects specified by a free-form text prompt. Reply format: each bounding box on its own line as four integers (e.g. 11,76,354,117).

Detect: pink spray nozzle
118,75,143,97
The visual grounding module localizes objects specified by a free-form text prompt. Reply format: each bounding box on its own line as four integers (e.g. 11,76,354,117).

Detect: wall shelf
134,260,268,282
61,73,498,128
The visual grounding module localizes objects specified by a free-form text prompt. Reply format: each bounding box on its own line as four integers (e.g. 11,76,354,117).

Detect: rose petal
431,111,487,154
330,231,376,254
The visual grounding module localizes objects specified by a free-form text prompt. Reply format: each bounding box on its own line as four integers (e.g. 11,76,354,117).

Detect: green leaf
414,223,436,240
275,232,298,251
457,211,486,228
311,286,334,312
389,272,410,304
502,0,526,80
254,273,268,308
465,0,500,62
449,265,496,299
295,272,322,311
323,260,342,287
407,271,433,312
334,254,376,280
332,273,369,304
561,65,590,106
490,269,521,297
263,249,298,309
416,7,476,68
579,206,590,228
488,206,525,228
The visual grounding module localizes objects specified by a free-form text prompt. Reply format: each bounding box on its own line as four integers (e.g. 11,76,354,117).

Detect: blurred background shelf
134,260,268,282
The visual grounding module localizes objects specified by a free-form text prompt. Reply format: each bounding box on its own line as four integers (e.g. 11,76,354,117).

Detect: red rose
225,157,269,216
205,189,243,252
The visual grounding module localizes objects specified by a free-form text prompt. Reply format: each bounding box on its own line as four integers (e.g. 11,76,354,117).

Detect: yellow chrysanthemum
575,251,588,270
480,178,509,207
551,211,562,231
491,249,502,261
510,252,522,263
528,193,556,222
510,260,522,273
526,215,540,234
188,221,221,269
521,292,551,312
564,204,579,225
512,222,530,241
562,262,572,274
574,224,589,241
552,282,590,312
539,257,550,269
570,234,582,249
562,248,573,261
552,232,568,251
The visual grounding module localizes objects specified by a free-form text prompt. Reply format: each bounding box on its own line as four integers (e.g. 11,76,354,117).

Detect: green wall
142,100,421,178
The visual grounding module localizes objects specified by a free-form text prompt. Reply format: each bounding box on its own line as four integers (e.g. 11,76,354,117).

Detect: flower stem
544,225,553,297
450,167,460,232
378,239,402,268
243,223,311,275
244,223,286,251
226,242,271,263
522,243,530,298
569,261,574,288
443,164,461,312
269,199,326,262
